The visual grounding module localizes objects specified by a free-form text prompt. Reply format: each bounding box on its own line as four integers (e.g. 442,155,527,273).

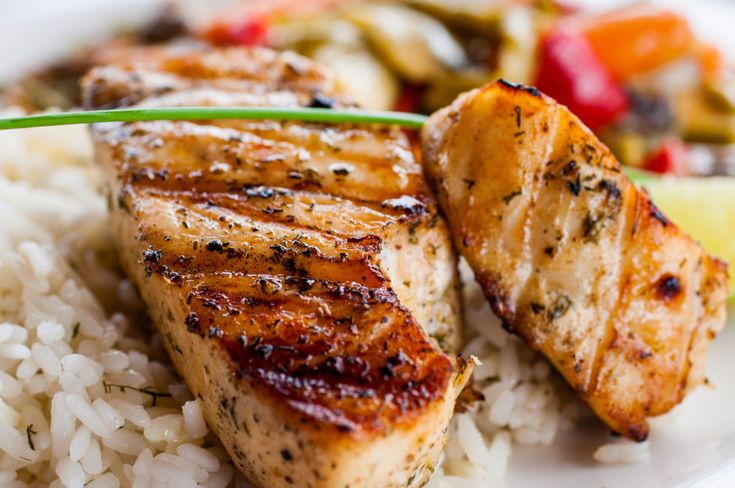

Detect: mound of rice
0,108,645,488
0,112,246,488
427,261,649,487
427,263,577,487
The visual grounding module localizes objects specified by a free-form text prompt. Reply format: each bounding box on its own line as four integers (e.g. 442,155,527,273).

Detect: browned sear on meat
422,80,728,441
85,46,470,488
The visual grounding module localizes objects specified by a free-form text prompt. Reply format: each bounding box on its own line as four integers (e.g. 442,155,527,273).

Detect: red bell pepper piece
204,15,269,46
230,15,269,46
642,139,689,176
534,29,629,130
202,0,337,47
393,83,423,113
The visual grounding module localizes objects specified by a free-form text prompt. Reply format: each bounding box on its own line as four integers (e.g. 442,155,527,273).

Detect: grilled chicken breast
422,80,728,441
84,46,471,488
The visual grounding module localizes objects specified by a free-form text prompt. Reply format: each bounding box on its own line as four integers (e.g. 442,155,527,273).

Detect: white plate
1,1,733,487
509,324,735,488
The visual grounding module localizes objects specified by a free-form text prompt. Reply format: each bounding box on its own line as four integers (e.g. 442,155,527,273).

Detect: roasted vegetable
345,2,468,82
402,0,514,34
535,29,629,130
579,4,694,81
422,68,492,113
641,138,689,175
495,5,538,84
311,43,400,110
268,18,400,110
202,0,338,46
703,76,735,114
675,89,735,143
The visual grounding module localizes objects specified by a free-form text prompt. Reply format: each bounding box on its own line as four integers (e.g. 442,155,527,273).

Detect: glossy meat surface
85,46,468,487
422,80,728,440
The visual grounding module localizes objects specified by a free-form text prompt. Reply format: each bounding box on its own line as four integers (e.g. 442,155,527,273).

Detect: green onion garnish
0,107,428,131
0,105,658,183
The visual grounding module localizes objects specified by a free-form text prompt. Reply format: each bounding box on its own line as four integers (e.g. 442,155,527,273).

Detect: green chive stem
0,107,428,131
0,105,659,184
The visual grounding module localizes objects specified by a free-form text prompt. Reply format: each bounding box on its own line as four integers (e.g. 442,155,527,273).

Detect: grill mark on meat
105,119,426,201
85,46,460,446
475,272,516,333
186,277,452,431
421,79,727,442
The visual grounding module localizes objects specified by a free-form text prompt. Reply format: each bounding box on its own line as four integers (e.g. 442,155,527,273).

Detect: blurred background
2,0,735,178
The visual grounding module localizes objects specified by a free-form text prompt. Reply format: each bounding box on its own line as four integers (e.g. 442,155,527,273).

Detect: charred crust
184,312,201,334
560,160,577,176
649,201,669,227
253,343,274,359
182,277,453,436
655,274,683,303
598,179,621,200
475,273,515,324
330,164,351,176
380,196,427,217
142,248,162,264
345,234,382,251
502,189,522,204
308,93,336,109
243,185,291,199
145,262,183,285
205,239,225,253
497,78,541,97
566,174,581,196
501,320,516,334
625,423,649,443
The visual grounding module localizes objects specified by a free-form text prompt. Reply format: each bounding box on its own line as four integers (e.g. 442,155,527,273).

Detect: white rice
0,110,243,487
0,107,646,487
426,259,651,485
594,440,651,464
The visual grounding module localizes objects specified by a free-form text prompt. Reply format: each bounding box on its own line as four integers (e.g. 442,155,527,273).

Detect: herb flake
26,424,37,450
547,295,572,322
103,381,172,406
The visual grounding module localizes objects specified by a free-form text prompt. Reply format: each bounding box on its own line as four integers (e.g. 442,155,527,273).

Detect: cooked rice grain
594,441,651,464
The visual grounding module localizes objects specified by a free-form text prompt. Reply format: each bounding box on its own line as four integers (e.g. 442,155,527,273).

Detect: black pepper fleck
206,239,225,253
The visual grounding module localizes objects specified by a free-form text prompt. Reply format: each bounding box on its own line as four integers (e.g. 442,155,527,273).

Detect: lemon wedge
641,177,735,293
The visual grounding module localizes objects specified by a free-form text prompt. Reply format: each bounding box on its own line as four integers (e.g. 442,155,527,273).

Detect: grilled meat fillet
84,46,470,488
422,80,728,441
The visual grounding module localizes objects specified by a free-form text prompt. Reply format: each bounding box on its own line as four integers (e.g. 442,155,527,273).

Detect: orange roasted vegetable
579,5,694,81
697,43,725,79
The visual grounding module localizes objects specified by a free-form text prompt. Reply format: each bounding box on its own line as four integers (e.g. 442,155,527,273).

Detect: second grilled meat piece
84,46,469,488
422,80,728,441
